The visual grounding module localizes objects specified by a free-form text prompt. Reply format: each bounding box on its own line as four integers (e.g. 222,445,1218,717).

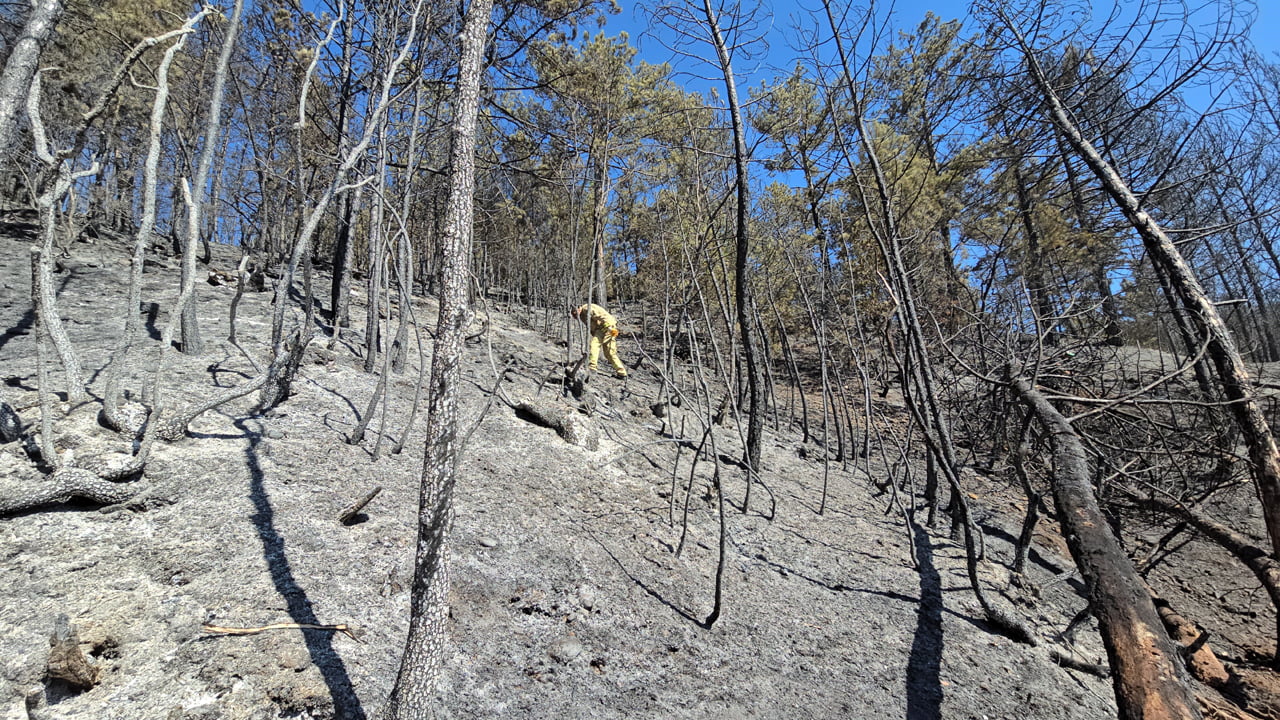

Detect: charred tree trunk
1127,486,1280,666
589,142,610,307
1008,368,1201,720
0,0,64,165
331,191,356,329
700,0,765,513
1018,37,1280,582
329,22,359,330
1012,164,1057,345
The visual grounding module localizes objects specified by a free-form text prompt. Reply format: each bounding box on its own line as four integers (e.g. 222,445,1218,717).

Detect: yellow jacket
576,304,618,336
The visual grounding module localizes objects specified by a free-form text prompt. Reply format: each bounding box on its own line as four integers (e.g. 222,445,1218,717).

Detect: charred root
0,467,138,516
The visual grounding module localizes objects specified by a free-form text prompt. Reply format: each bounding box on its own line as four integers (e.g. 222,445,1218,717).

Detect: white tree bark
100,10,206,428
0,0,64,164
178,0,246,355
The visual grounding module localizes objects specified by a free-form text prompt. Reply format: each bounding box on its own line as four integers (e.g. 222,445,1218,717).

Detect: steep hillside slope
0,230,1230,719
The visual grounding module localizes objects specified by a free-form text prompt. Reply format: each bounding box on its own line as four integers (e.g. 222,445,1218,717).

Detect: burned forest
4,0,1280,718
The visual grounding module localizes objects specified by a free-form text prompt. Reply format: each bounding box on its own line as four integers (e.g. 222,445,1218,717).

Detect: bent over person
573,303,628,378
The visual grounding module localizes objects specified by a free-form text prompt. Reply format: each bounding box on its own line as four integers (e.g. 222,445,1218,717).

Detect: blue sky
603,0,1279,92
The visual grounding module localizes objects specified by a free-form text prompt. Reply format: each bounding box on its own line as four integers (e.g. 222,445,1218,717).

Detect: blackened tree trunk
700,0,765,514
1008,369,1200,720
1058,135,1123,346
331,191,357,329
590,141,611,306
329,5,359,330
1012,164,1057,344
1017,34,1280,583
382,0,492,716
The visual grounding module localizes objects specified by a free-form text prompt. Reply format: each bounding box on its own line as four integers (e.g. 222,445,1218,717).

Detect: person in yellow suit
573,303,628,378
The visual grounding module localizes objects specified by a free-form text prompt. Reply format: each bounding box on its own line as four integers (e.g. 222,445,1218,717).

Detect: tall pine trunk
383,0,492,716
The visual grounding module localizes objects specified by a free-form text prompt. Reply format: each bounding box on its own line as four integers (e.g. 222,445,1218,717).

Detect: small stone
278,645,311,671
577,586,596,610
477,537,499,549
307,347,337,365
264,427,285,440
549,636,583,664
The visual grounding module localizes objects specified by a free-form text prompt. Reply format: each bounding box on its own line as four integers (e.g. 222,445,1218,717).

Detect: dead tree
25,69,103,404
652,0,767,512
819,0,1034,645
1008,366,1201,720
1121,484,1280,666
261,3,422,411
176,0,245,355
100,12,207,430
1003,7,1280,654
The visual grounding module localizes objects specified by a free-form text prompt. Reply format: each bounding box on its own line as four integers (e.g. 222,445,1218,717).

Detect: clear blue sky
603,0,1280,91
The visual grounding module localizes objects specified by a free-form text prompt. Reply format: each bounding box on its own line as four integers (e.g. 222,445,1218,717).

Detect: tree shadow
308,376,361,424
979,521,1087,596
235,417,367,719
142,301,162,341
585,525,710,628
1,268,77,353
206,358,253,388
0,305,33,353
907,522,944,720
741,530,1002,633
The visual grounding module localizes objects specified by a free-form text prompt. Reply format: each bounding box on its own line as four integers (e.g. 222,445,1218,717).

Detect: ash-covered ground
1,230,1274,719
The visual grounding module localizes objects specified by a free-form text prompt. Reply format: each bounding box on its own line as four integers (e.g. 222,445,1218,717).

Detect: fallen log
515,399,599,451
1008,365,1201,720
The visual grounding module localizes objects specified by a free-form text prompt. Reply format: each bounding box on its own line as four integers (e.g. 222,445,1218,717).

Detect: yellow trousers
589,329,627,376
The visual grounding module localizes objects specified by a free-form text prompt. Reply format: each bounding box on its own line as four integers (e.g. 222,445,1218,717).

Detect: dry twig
202,622,359,642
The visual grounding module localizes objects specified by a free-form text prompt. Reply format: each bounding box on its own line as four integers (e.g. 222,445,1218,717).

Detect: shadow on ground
238,417,367,719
